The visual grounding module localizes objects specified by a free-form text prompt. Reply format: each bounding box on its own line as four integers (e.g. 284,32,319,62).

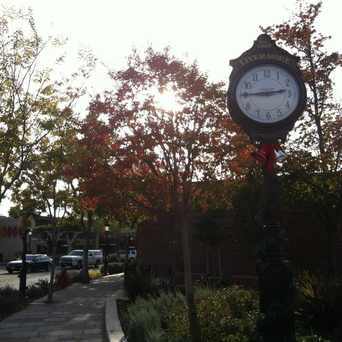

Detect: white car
59,249,103,269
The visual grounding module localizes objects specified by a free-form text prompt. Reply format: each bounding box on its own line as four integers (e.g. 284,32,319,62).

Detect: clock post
227,34,307,341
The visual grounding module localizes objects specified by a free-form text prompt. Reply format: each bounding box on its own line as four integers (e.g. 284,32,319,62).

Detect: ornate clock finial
253,34,276,49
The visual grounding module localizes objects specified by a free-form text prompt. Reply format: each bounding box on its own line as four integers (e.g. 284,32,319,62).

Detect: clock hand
240,89,286,98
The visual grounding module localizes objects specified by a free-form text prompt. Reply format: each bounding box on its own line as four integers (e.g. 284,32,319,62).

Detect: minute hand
240,89,286,98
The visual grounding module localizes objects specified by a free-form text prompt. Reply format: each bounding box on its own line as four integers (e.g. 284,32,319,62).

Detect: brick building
0,216,21,262
136,210,342,284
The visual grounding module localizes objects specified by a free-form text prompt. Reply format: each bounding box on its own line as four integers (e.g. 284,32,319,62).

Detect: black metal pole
255,162,295,342
19,230,28,297
104,231,108,275
28,232,32,253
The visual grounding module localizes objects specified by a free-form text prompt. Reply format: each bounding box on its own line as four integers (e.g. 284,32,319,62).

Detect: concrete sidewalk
0,273,125,342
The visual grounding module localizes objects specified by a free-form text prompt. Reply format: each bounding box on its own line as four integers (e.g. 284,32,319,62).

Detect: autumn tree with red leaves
89,47,247,342
262,0,341,170
63,112,117,282
263,0,342,275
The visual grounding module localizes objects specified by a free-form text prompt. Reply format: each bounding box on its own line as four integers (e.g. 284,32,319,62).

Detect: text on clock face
235,65,300,123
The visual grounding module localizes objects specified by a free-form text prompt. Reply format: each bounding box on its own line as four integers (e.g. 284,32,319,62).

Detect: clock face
235,64,300,124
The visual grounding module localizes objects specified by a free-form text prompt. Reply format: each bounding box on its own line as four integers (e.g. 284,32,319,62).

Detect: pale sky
0,0,341,215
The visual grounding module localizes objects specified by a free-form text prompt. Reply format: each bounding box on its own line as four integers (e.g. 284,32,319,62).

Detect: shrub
0,286,24,321
26,280,49,299
124,284,331,341
124,261,159,300
204,287,258,341
166,286,259,342
296,335,331,342
161,293,190,341
148,292,187,329
0,285,20,297
126,292,187,342
64,269,101,283
126,297,164,342
36,279,49,292
88,269,102,280
125,286,259,342
295,271,342,340
124,293,186,342
100,262,124,275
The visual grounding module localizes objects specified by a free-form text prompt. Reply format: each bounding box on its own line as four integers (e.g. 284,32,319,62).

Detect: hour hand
240,89,286,98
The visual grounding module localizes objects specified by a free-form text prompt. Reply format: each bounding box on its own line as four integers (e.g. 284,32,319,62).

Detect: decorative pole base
256,224,296,342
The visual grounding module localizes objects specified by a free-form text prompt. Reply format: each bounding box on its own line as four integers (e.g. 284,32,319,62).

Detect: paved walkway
0,273,124,342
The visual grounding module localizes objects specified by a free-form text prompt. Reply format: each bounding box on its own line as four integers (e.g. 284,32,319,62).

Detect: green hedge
125,286,259,342
124,284,332,342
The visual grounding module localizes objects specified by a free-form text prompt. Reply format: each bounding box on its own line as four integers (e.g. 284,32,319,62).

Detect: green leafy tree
0,7,97,205
11,108,78,301
0,9,63,204
11,54,96,296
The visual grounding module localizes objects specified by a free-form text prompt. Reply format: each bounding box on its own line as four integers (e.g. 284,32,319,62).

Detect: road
0,265,56,289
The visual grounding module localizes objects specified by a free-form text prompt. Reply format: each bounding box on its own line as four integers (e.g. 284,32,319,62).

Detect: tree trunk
217,247,222,278
82,211,91,283
67,237,72,253
95,227,100,249
179,209,201,342
326,226,337,277
19,230,28,297
47,224,57,303
205,246,210,275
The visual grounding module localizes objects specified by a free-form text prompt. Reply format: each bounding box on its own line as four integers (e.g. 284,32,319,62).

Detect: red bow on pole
251,144,283,173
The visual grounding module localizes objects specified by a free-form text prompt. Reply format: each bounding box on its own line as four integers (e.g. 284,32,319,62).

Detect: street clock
227,34,307,143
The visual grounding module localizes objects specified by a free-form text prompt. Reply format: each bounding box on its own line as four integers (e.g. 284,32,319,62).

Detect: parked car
59,249,103,269
6,254,52,273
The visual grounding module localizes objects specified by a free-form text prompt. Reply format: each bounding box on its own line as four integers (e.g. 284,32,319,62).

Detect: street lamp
103,225,110,275
28,230,32,253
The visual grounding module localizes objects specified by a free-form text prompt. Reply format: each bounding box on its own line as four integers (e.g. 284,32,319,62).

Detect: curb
105,275,127,342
